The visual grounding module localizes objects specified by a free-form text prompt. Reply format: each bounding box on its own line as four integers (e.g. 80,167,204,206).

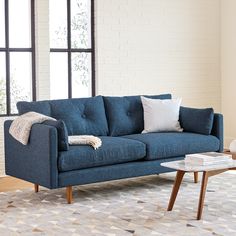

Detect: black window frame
0,0,36,116
50,0,95,98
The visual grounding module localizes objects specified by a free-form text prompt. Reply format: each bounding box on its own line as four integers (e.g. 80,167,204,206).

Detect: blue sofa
4,94,223,203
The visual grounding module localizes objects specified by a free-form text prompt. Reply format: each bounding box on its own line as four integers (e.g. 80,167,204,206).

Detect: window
0,0,35,115
50,0,95,99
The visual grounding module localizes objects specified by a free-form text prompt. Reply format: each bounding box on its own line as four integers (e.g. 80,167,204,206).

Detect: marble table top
161,160,236,172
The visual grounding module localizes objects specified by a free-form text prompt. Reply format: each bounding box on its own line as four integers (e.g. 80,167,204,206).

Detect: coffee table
161,160,236,220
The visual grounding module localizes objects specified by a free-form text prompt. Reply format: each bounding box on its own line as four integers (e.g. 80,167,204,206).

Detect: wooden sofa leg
66,186,73,204
34,184,39,193
194,172,198,183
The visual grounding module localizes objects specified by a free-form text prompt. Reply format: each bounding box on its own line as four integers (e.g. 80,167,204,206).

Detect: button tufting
81,114,86,118
127,112,131,116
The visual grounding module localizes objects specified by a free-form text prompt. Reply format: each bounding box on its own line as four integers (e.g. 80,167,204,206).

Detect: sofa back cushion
103,94,172,136
49,96,108,135
17,100,51,116
17,96,109,136
179,106,214,135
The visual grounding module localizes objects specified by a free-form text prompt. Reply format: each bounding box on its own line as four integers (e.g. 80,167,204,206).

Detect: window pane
0,0,5,47
72,53,91,98
50,53,68,99
0,52,6,114
71,0,91,49
10,52,32,114
9,0,31,48
50,0,67,48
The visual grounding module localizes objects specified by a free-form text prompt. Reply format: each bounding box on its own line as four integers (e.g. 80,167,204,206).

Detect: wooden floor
0,176,32,192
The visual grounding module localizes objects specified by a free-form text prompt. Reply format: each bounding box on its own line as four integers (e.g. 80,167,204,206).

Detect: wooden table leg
167,170,185,211
194,172,198,183
196,169,227,220
197,171,209,220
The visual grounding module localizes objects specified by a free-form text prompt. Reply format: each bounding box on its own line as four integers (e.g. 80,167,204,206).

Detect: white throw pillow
141,96,183,133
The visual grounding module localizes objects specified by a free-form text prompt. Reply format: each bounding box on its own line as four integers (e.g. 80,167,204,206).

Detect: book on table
185,152,232,165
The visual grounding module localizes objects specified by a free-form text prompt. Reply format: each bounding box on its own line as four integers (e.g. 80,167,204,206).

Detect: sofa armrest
4,120,58,189
211,113,224,152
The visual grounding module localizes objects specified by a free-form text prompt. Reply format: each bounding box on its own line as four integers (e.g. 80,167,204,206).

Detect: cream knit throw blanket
9,111,102,149
9,112,56,145
68,135,102,150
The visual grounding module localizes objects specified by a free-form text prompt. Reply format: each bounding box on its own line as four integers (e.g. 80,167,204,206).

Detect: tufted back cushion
103,94,172,136
17,96,109,136
49,96,108,135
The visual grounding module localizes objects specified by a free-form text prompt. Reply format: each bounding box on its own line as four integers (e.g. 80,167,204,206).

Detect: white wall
96,0,221,110
221,0,236,147
35,0,50,101
0,0,221,175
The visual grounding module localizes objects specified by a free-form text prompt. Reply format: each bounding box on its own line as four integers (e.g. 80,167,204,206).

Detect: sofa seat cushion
122,132,220,161
58,136,146,172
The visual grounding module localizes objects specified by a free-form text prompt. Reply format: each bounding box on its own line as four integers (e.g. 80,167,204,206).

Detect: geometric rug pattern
0,172,236,235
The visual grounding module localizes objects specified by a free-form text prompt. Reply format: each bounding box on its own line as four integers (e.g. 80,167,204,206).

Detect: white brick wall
221,0,236,147
35,0,50,100
0,0,222,175
96,0,221,111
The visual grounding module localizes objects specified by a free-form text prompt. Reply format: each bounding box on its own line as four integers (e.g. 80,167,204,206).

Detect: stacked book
185,152,232,165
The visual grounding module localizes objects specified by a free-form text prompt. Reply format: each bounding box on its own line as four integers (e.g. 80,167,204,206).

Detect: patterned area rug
1,172,236,236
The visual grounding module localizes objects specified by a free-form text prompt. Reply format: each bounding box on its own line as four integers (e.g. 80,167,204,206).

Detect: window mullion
67,0,72,98
8,48,32,52
31,0,36,101
1,0,35,116
91,0,95,96
5,0,10,115
50,0,94,100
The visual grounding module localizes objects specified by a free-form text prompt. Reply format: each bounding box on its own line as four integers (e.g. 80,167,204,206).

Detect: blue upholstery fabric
58,156,183,187
211,113,224,152
103,94,172,136
5,95,224,191
4,120,58,189
49,96,108,136
17,96,109,136
17,100,51,116
180,106,214,135
123,132,220,160
43,120,69,151
58,136,146,172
